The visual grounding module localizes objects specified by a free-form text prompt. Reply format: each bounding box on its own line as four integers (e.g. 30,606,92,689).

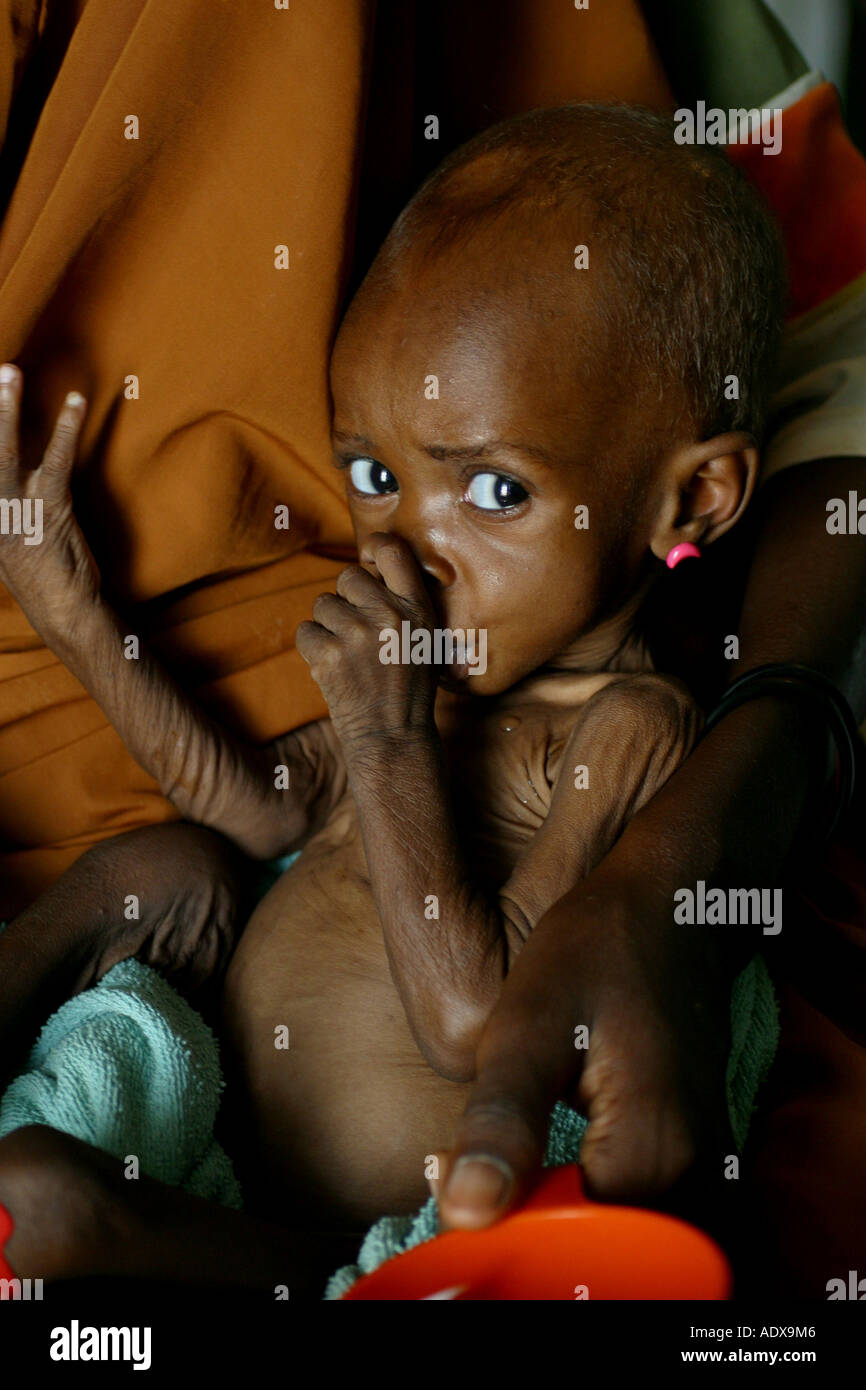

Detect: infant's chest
437,699,571,878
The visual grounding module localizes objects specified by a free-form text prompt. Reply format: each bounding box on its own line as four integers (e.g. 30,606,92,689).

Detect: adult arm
438,455,866,1225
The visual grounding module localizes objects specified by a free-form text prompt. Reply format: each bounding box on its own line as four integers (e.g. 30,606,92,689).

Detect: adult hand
436,695,824,1227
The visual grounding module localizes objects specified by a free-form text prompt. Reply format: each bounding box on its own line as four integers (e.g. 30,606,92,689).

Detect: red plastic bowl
343,1165,731,1300
0,1202,15,1282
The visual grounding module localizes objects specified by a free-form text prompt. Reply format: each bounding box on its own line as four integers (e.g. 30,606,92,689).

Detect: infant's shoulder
436,669,698,866
491,669,700,797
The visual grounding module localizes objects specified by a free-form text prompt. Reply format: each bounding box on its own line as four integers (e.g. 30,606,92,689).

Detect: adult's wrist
712,684,831,775
707,681,836,839
614,692,823,892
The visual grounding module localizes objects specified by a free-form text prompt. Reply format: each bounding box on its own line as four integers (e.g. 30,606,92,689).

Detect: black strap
704,663,860,840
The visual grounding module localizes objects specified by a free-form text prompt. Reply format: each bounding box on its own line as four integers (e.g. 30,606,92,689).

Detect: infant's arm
50,602,347,860
498,674,702,941
0,369,346,859
346,673,700,1080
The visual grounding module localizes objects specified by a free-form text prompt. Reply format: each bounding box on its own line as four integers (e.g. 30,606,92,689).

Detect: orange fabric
0,0,672,914
727,82,866,317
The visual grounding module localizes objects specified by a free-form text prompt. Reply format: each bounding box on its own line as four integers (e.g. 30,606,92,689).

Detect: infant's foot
0,1125,131,1283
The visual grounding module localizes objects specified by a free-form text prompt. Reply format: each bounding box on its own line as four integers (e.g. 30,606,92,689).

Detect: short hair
378,103,787,443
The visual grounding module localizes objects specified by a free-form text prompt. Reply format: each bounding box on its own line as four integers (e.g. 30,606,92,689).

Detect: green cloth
0,957,242,1208
324,953,778,1298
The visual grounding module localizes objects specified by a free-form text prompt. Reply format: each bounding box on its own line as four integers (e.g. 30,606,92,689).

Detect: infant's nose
420,564,447,612
411,534,455,591
361,529,454,593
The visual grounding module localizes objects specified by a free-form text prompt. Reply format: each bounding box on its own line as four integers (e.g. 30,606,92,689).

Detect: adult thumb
437,1057,556,1230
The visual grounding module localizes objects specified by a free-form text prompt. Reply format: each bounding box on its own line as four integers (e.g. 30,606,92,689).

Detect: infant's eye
465,471,529,511
348,457,398,495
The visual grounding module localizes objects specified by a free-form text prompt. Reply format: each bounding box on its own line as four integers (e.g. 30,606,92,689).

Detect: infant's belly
221,819,469,1229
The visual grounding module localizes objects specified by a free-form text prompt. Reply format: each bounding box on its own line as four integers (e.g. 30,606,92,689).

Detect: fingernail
0,363,17,384
65,391,85,408
444,1155,514,1211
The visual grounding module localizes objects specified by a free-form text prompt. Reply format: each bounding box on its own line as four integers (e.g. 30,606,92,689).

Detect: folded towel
323,953,779,1299
0,957,242,1208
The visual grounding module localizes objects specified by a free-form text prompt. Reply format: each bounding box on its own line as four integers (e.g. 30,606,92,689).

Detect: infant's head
330,103,785,695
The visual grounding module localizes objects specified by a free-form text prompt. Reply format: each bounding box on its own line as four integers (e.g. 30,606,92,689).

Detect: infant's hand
0,364,100,641
296,532,439,754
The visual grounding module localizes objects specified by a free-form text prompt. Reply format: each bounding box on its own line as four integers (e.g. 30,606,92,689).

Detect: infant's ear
648,433,759,561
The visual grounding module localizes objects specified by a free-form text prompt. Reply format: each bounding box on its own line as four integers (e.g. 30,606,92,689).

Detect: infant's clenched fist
296,532,440,755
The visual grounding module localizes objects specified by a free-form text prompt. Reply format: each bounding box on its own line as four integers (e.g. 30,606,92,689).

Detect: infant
0,104,784,1239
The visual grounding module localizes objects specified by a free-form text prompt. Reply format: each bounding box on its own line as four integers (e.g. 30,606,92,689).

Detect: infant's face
330,239,649,696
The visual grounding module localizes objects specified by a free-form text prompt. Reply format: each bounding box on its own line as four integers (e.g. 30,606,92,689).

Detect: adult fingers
438,1052,558,1230
576,1053,696,1204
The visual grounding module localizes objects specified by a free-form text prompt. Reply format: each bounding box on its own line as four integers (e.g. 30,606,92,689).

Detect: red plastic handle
518,1164,585,1213
0,1202,16,1280
344,1163,732,1300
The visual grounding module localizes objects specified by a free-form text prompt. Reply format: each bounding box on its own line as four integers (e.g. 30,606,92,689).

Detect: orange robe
0,0,672,916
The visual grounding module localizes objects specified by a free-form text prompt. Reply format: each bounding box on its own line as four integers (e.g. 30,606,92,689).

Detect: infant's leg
0,1126,354,1297
0,821,252,1085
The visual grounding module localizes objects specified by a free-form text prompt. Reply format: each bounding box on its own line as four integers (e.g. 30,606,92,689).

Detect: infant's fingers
295,618,337,663
0,363,22,475
335,564,395,619
310,591,367,636
360,533,431,613
39,391,86,491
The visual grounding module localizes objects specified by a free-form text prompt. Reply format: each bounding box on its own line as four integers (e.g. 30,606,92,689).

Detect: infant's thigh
65,821,252,984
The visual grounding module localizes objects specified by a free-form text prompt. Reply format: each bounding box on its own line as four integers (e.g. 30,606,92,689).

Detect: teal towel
726,952,779,1151
0,957,242,1208
323,953,779,1299
0,860,308,1207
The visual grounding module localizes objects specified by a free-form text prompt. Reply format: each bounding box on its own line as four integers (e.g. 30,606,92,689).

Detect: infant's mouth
438,663,471,686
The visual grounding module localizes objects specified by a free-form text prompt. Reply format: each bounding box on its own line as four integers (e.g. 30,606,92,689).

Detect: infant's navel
499,715,521,733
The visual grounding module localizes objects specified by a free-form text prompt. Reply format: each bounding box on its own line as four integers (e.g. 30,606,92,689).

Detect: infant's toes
0,1125,128,1283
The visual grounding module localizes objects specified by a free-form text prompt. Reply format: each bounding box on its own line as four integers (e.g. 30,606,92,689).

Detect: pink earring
665,542,701,570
